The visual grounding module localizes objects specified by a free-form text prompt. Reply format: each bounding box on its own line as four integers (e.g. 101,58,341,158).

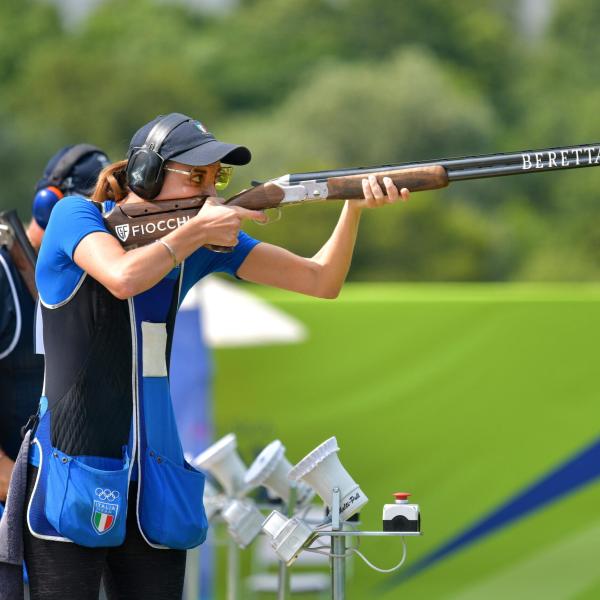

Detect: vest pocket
44,448,129,547
140,446,208,549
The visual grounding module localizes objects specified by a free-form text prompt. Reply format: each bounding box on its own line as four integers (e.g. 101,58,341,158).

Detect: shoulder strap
144,113,190,153
0,251,21,359
48,144,103,186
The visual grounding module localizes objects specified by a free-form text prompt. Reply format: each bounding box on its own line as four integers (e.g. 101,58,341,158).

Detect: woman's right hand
193,197,267,248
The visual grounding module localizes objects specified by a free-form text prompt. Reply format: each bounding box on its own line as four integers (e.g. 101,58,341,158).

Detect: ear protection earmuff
125,113,191,200
33,143,103,229
32,186,64,229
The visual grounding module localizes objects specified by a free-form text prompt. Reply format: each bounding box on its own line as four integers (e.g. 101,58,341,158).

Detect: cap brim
169,140,251,166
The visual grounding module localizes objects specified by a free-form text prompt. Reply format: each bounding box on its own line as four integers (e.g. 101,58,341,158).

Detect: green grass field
212,283,600,600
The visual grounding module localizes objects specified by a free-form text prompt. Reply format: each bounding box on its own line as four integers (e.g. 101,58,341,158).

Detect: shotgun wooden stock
103,198,206,250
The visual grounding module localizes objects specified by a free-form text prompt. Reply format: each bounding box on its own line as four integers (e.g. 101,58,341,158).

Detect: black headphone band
48,143,104,186
125,113,192,200
143,113,191,156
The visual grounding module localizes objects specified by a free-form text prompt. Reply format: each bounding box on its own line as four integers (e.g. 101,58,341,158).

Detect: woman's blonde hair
91,160,129,203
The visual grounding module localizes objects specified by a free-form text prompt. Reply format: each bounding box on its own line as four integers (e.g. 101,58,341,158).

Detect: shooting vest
26,262,208,548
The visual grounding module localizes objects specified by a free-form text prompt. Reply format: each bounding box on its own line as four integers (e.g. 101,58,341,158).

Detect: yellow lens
215,166,233,191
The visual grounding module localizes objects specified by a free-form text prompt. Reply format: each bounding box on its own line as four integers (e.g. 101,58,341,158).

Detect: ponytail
91,160,129,203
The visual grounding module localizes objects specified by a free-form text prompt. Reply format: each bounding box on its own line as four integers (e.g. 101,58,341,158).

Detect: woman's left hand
355,175,410,209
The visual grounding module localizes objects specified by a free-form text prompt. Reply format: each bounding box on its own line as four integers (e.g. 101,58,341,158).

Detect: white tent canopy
180,276,308,347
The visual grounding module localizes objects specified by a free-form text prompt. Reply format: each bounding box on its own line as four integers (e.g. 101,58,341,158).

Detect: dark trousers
23,466,186,600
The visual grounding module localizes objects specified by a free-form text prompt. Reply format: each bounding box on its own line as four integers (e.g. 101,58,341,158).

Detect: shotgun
104,142,600,251
0,210,37,298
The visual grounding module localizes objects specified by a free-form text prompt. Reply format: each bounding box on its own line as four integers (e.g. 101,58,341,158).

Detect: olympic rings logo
95,488,120,502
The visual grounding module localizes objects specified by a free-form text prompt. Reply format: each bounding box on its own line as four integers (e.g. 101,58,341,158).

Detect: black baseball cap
35,144,110,196
127,113,252,166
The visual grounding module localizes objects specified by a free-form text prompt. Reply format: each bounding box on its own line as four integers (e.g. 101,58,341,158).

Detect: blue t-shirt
36,196,261,307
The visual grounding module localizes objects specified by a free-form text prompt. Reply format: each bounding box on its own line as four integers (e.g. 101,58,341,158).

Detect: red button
394,492,411,500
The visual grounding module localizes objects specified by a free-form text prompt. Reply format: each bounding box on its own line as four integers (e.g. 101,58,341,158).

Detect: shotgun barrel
288,142,600,183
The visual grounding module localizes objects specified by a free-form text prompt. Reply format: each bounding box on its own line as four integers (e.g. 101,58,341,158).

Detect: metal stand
276,486,297,600
318,487,420,600
226,535,240,600
331,534,346,599
183,545,200,600
330,488,345,600
222,486,419,600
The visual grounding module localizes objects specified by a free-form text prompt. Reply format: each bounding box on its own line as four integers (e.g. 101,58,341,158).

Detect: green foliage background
1,0,599,281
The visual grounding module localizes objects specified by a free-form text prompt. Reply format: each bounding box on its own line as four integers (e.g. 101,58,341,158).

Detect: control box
382,492,420,533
